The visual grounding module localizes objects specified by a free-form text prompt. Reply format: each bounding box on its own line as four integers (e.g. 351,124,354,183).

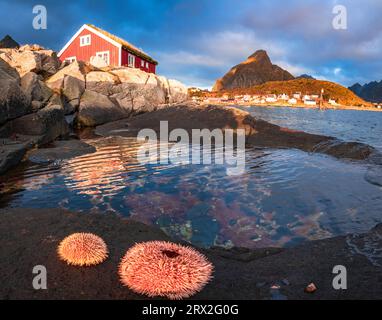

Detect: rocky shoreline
210,102,382,112
95,103,380,163
0,207,381,300
0,44,188,175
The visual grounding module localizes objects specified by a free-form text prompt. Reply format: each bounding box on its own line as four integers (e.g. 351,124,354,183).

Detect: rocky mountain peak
212,49,294,91
246,50,271,64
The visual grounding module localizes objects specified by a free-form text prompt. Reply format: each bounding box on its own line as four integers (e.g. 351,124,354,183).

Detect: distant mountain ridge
297,74,315,80
213,50,294,91
349,81,382,103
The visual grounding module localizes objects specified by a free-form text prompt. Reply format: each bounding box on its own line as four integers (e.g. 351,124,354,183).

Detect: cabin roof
86,24,158,65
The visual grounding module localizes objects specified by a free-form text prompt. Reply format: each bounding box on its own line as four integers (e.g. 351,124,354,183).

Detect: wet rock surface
0,139,33,175
0,208,381,300
27,140,96,163
365,166,382,187
96,103,378,162
11,104,69,144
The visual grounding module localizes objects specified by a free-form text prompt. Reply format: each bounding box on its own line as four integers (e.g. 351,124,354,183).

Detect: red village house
58,24,158,73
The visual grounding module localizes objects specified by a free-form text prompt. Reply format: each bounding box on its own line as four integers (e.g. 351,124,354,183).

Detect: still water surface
1,106,381,248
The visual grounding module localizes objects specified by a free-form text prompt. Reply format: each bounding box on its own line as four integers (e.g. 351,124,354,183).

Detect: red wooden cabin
58,24,158,73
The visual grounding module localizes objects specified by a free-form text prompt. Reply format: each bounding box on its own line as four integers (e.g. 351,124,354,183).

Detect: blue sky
1,0,381,89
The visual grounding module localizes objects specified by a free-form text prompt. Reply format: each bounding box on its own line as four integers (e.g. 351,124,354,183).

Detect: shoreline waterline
201,102,382,112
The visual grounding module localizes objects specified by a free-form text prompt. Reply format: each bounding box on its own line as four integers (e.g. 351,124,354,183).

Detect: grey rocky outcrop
45,60,189,123
0,58,31,125
11,104,69,144
78,90,129,127
20,72,53,108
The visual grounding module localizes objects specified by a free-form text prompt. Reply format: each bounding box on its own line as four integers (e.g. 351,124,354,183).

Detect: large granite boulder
0,45,60,78
167,79,188,103
86,70,119,96
156,75,188,104
110,83,165,114
0,49,41,77
46,60,90,91
0,57,20,80
37,50,61,77
111,67,148,84
108,89,134,114
62,75,85,114
108,68,171,113
77,90,129,127
0,141,30,175
0,58,31,125
11,104,69,144
47,93,65,111
20,72,53,106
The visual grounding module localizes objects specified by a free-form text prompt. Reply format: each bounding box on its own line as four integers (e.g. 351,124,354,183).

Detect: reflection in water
1,134,382,249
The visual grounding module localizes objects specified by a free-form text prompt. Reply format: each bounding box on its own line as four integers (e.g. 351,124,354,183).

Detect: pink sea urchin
58,233,108,266
118,241,213,299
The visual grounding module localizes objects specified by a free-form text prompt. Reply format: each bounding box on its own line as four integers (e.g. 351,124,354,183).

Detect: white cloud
157,29,286,70
157,51,225,67
334,67,342,76
197,30,286,64
164,73,213,90
273,60,313,77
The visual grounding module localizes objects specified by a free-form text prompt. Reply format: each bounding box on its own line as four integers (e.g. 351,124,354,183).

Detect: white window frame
80,35,91,46
65,56,77,63
128,53,135,68
146,62,149,69
141,60,145,67
96,51,110,65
